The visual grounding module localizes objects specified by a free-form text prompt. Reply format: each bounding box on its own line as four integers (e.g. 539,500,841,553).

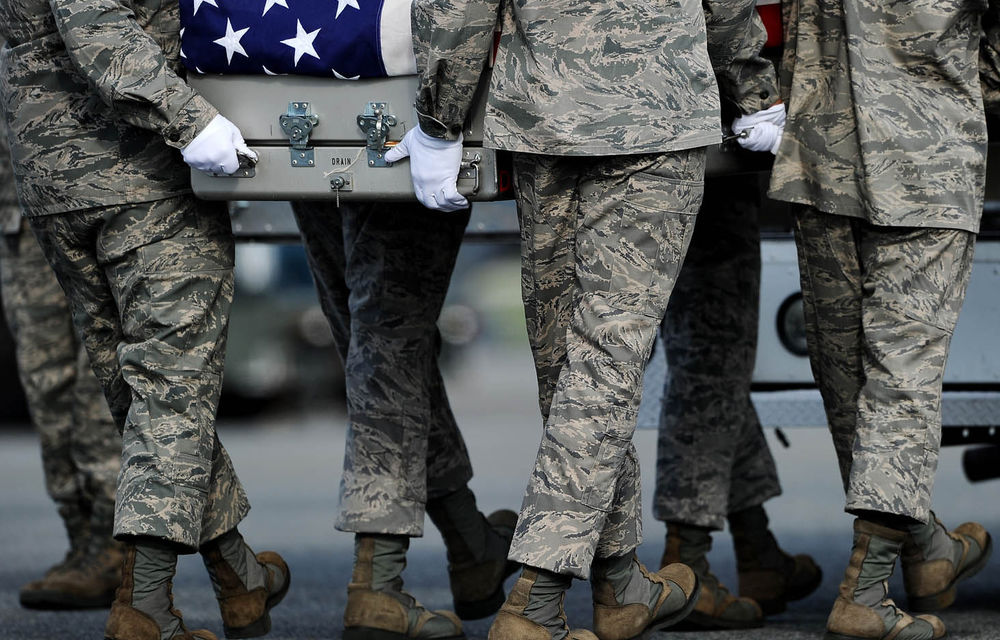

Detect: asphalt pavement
1,343,998,639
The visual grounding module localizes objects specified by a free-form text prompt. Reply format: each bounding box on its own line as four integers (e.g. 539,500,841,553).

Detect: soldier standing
388,0,791,638
290,199,518,640
654,8,821,626
0,115,124,610
0,2,290,638
655,178,823,629
769,1,995,638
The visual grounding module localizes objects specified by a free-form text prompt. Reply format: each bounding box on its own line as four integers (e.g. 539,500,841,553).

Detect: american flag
178,0,416,78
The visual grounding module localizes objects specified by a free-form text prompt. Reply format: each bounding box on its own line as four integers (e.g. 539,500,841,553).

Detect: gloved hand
732,103,786,155
384,125,469,212
181,114,258,174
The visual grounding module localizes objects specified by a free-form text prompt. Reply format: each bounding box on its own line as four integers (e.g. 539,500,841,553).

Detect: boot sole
909,533,993,612
223,561,293,639
19,589,115,610
344,627,466,640
629,573,703,640
454,560,521,620
670,609,765,631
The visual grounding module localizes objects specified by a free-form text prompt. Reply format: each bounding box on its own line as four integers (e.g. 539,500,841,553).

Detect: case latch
357,102,398,167
279,102,319,168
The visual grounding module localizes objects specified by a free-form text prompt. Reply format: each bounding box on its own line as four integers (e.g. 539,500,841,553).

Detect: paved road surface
1,344,998,639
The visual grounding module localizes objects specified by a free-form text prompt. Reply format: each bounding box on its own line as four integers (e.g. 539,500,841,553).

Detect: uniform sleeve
411,0,501,139
703,0,778,115
980,0,1000,115
47,0,217,149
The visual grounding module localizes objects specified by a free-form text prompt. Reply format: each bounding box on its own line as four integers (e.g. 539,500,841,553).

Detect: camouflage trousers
509,149,704,580
292,201,474,536
1,217,120,547
29,196,249,551
654,175,781,530
793,208,975,522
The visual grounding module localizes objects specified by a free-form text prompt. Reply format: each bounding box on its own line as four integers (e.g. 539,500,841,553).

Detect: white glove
384,125,469,212
181,114,258,174
732,104,786,155
736,121,784,154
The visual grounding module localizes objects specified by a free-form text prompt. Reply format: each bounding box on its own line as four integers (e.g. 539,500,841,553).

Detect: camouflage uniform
412,0,768,578
653,175,781,530
0,0,249,551
653,2,782,531
291,200,474,535
0,108,120,556
768,0,993,521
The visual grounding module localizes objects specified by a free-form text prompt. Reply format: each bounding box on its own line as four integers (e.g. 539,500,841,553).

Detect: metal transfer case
188,73,511,202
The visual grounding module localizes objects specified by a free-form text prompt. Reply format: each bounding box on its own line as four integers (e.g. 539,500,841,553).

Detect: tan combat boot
20,503,98,608
25,540,126,610
662,523,762,629
344,535,465,640
426,487,520,619
591,552,700,640
729,505,822,614
104,543,217,640
901,513,992,612
200,529,290,638
488,568,597,640
825,519,945,640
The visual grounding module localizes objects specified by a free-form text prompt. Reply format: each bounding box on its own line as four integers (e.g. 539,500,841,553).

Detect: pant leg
294,201,473,536
509,150,704,579
31,196,249,551
653,175,780,529
792,209,864,490
848,225,974,521
2,218,96,540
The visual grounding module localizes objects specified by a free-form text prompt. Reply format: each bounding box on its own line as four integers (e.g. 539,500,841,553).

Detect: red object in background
756,0,783,49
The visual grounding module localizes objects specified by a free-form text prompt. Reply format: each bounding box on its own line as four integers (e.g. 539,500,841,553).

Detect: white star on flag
281,20,321,66
180,27,186,58
334,0,360,19
213,19,250,64
262,0,288,16
192,0,218,16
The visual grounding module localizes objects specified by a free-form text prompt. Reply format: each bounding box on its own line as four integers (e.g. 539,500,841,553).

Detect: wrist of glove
383,125,469,212
181,114,258,174
732,103,786,133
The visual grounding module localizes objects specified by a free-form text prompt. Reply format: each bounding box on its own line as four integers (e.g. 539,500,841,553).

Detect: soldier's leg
652,178,771,628
655,176,777,529
2,219,124,609
848,226,973,521
792,208,864,490
493,152,702,640
2,221,90,560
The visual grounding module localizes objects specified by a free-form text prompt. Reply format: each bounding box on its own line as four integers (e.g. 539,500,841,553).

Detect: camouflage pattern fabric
769,0,994,233
979,1,1000,113
411,0,725,154
1,215,121,547
0,107,18,233
509,149,703,579
0,0,218,217
653,175,781,531
291,201,474,536
704,0,777,115
793,209,975,522
29,196,248,551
